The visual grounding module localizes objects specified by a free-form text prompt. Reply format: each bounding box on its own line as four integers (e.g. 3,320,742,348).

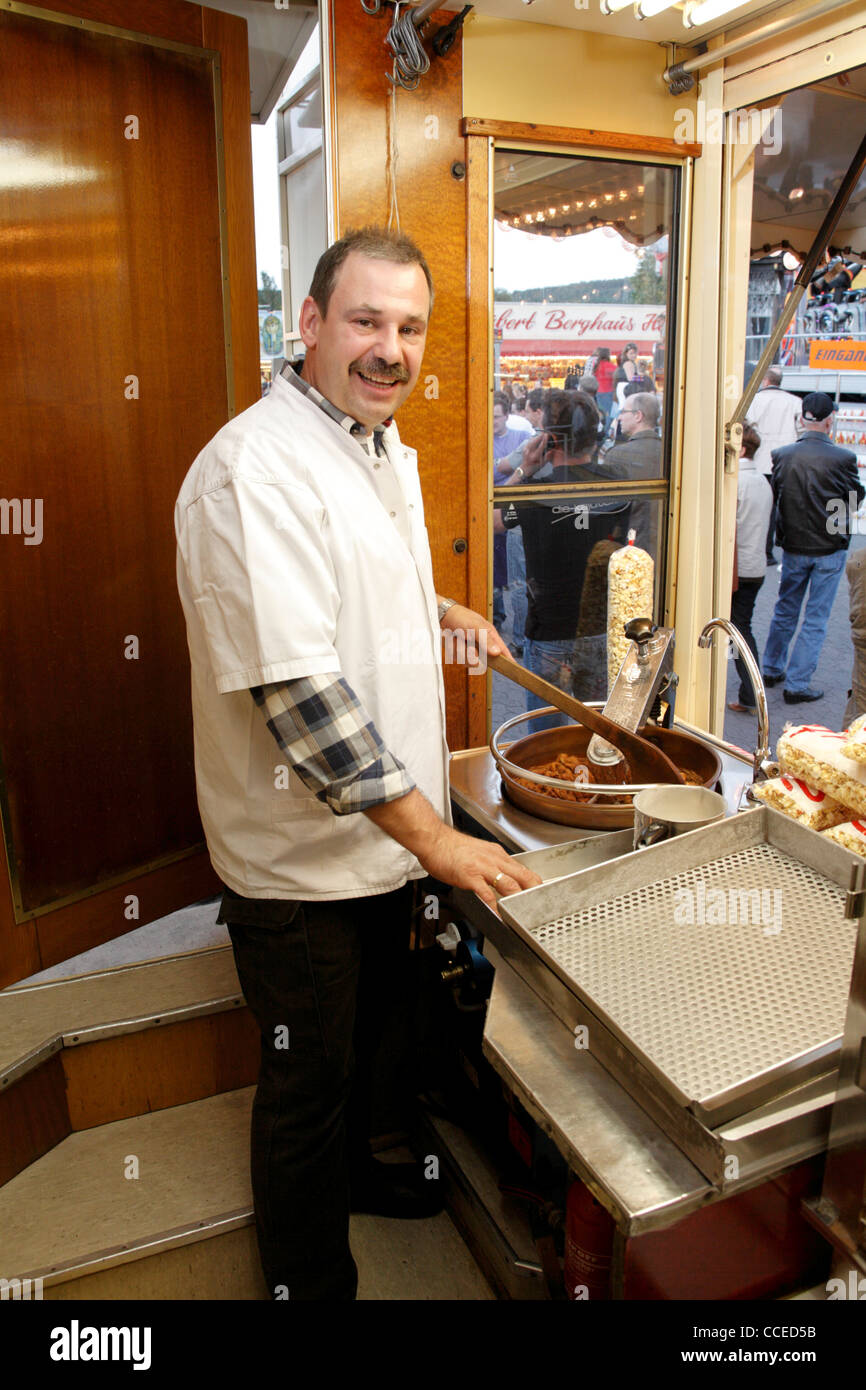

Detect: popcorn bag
607,531,654,693
823,820,866,858
752,774,848,832
777,724,866,819
841,712,866,765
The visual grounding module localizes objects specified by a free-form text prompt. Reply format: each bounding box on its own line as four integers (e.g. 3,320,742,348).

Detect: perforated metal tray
497,808,859,1129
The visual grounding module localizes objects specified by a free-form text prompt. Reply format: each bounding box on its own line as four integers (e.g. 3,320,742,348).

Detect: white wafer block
752,774,848,831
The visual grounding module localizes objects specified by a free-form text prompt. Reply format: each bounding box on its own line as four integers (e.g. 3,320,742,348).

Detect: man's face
493,404,508,436
526,404,544,431
298,252,430,428
618,405,642,438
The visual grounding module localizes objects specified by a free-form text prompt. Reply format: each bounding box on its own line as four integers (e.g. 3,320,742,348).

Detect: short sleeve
178,476,341,693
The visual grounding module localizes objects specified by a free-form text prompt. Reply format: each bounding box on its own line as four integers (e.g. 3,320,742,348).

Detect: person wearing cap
762,392,863,704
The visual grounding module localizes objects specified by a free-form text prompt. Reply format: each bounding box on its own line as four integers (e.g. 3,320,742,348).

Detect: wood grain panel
329,0,471,747
0,1052,70,1188
32,853,219,979
63,1007,259,1129
17,0,202,46
0,11,227,918
0,0,259,988
462,118,702,160
466,135,491,751
202,6,261,414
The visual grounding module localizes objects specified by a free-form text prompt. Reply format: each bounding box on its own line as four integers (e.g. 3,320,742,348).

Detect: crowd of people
491,355,665,711
732,387,864,714
495,361,866,726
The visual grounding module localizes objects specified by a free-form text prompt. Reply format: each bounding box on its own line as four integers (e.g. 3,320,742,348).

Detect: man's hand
440,602,515,665
365,788,541,908
519,432,548,478
418,825,542,908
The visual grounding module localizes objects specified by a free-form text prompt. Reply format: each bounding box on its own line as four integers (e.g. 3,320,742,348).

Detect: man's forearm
363,786,449,860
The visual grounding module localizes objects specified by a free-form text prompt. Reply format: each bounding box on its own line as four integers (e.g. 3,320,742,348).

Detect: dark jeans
731,577,764,706
219,882,414,1301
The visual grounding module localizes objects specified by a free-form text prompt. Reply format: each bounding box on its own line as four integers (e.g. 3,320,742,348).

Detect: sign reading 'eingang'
808,340,866,371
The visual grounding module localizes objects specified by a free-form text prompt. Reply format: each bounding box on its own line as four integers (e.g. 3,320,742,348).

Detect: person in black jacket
762,392,864,703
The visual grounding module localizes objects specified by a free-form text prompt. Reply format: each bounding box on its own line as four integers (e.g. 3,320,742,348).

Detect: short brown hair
308,226,434,316
741,423,760,458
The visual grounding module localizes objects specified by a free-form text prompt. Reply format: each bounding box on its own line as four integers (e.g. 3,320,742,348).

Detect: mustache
350,355,410,384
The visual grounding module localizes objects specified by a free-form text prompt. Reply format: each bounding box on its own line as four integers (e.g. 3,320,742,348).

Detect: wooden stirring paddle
487,652,685,786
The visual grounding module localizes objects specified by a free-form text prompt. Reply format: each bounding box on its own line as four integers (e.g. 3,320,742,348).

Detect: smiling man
175,227,538,1303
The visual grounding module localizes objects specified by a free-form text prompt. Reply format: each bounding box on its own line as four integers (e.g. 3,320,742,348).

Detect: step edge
62,993,247,1048
0,994,248,1089
4,1207,254,1291
3,943,233,996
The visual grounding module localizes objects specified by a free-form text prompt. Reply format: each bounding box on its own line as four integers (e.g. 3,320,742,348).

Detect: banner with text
496,302,666,357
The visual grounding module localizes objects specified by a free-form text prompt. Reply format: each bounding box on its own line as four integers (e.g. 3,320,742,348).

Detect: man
175,227,539,1302
497,391,629,713
493,391,530,629
745,366,800,562
598,391,663,563
762,392,863,703
727,424,772,715
495,389,546,656
506,389,533,435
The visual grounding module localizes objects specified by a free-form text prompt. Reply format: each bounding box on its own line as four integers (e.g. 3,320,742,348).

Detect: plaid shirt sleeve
251,673,416,815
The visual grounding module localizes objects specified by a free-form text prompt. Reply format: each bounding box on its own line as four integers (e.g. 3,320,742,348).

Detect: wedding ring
492,871,504,885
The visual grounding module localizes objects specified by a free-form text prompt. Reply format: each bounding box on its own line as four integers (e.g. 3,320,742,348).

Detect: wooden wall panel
0,1052,70,1187
63,1008,260,1129
34,854,219,976
0,0,256,983
23,0,202,46
0,11,225,916
329,0,472,748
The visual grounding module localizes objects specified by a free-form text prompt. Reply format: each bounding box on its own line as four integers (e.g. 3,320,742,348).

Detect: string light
684,0,750,25
635,0,678,16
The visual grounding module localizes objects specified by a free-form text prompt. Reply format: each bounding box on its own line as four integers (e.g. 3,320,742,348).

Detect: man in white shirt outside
175,227,539,1301
727,423,773,714
745,366,800,564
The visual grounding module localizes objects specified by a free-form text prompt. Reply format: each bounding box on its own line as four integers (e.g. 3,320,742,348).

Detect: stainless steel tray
491,808,859,1185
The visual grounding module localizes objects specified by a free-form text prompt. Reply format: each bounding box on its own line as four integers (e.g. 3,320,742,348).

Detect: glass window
491,150,679,733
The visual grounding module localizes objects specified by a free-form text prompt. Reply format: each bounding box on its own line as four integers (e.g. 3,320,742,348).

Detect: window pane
491,150,677,736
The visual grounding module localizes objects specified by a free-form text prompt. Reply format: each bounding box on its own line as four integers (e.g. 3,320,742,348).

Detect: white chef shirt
175,372,451,899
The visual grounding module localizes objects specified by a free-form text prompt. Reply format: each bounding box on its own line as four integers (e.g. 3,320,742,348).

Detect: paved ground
490,534,865,752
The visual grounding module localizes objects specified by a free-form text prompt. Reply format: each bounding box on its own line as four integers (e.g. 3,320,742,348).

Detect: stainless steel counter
449,736,841,1238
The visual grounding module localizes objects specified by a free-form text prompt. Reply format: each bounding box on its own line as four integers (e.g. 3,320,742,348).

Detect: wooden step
0,1088,494,1301
0,949,258,1186
0,946,243,1082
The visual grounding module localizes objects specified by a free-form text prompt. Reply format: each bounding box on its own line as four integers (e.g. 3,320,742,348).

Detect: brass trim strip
9,843,208,925
665,156,694,631
493,480,669,501
19,1208,255,1289
1,1,219,58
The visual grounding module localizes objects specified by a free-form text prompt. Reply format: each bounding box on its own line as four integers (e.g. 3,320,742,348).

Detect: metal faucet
698,618,770,789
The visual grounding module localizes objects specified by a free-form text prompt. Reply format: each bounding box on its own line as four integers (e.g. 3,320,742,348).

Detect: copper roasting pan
497,723,723,830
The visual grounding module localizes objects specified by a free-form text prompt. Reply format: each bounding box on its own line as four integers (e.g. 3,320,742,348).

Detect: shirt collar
280,358,389,457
